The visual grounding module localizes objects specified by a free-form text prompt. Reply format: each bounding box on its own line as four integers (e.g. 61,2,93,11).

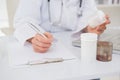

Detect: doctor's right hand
27,32,53,53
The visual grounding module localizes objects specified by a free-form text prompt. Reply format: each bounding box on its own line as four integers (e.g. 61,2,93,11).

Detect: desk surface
0,31,120,80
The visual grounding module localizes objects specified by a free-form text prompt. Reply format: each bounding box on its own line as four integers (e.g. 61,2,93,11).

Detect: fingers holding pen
35,33,53,44
31,32,53,53
44,32,54,43
32,44,49,53
32,37,51,48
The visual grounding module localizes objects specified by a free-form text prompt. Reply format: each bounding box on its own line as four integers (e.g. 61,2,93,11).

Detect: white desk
0,31,120,80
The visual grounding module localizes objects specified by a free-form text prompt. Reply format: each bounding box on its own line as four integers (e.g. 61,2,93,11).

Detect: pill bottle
80,33,98,63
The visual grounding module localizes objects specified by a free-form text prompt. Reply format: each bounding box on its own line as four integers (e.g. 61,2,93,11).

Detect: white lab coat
14,0,97,45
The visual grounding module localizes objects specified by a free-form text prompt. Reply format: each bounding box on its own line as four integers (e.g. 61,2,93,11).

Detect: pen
29,22,58,42
29,23,47,39
21,58,76,66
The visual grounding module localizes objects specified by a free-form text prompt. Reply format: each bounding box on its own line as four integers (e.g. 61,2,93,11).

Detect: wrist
83,26,88,33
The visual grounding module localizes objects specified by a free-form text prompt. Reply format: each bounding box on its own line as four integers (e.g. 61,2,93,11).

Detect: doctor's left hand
28,32,53,53
86,15,110,35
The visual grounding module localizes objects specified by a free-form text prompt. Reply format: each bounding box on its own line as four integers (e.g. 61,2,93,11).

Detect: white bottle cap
81,33,98,41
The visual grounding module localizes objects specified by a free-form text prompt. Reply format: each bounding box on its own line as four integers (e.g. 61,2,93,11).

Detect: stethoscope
48,0,83,26
80,0,82,7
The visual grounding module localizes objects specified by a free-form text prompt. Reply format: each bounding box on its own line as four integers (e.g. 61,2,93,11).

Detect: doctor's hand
27,32,53,53
86,15,110,35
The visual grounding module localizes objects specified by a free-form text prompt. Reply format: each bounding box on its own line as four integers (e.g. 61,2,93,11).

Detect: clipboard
8,39,77,67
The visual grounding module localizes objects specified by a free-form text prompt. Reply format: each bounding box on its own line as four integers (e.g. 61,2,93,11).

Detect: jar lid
81,33,98,41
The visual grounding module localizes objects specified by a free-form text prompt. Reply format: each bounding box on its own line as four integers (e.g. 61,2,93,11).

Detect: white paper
8,40,76,67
